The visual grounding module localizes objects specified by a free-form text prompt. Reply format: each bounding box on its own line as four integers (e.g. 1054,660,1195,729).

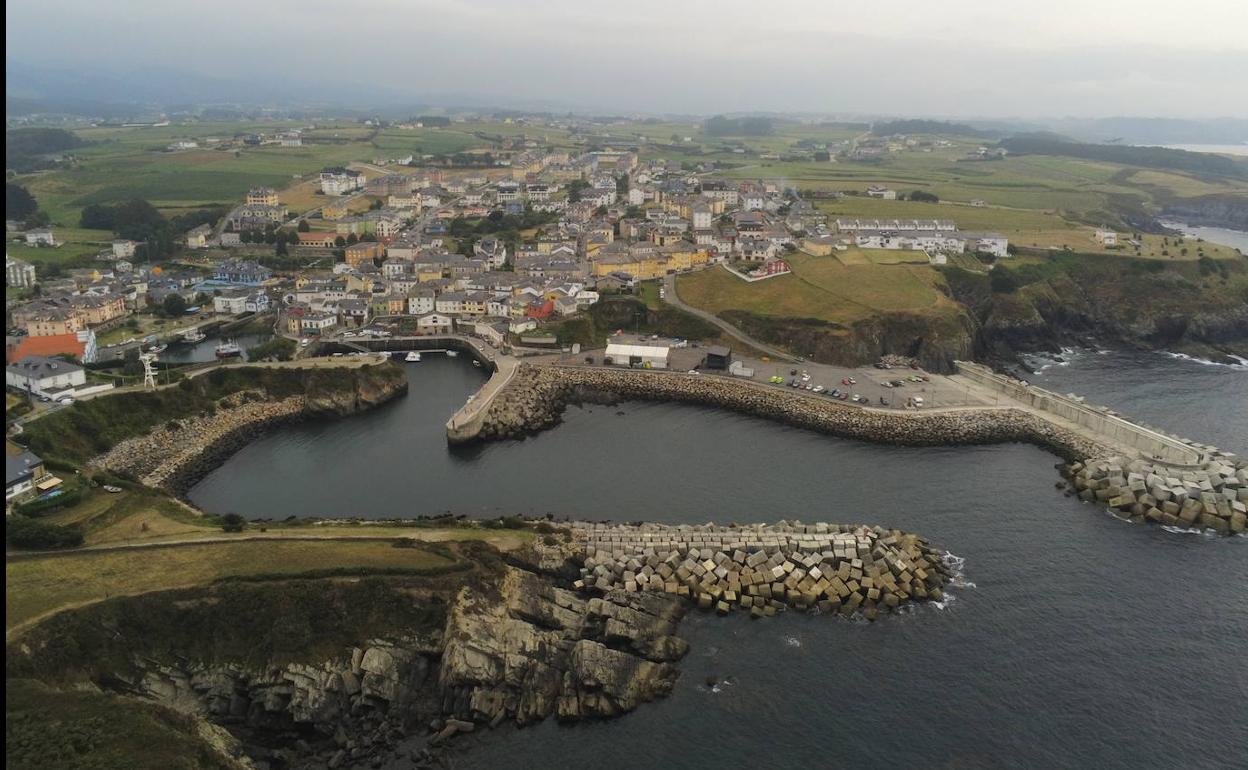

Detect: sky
6,0,1248,117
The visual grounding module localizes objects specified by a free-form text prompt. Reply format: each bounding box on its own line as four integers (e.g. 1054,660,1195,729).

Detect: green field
678,253,954,325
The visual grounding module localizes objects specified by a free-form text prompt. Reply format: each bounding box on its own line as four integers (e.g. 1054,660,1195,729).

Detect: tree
219,513,246,533
162,293,188,317
6,515,83,549
6,183,38,221
335,236,346,248
297,219,311,232
909,190,939,203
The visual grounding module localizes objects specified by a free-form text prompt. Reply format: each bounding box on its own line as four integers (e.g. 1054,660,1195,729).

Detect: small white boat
182,329,206,343
472,360,482,367
446,350,459,357
405,351,422,362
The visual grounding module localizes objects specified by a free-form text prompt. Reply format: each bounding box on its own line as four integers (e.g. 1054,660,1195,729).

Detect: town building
7,256,36,288
7,450,59,504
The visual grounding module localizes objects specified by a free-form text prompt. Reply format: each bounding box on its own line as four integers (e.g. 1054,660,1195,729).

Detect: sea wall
954,361,1207,464
458,363,1113,461
92,363,408,495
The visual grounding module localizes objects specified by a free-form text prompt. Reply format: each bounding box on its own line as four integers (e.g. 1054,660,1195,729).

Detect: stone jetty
1063,455,1248,535
571,522,952,620
463,363,1111,460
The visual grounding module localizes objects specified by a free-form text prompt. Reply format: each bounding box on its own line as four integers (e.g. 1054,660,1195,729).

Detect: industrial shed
604,342,670,369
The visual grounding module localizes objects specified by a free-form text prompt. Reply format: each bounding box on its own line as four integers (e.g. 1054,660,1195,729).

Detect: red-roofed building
525,300,554,320
298,231,338,248
5,330,96,365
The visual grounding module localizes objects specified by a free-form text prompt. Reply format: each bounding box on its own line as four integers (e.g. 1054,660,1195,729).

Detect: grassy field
678,253,953,325
5,538,464,633
7,679,242,770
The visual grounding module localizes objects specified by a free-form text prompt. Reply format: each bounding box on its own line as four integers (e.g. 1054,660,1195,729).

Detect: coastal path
663,272,797,361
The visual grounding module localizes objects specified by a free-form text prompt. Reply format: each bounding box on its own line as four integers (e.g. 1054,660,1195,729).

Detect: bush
989,268,1020,294
6,515,84,549
219,513,246,533
15,488,83,516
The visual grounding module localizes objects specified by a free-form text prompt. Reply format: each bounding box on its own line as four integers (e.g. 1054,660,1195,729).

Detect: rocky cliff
6,542,688,769
1160,194,1248,230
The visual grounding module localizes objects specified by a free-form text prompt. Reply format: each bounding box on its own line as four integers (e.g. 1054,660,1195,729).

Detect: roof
6,333,86,364
6,451,43,487
605,342,672,358
707,345,731,358
6,355,84,380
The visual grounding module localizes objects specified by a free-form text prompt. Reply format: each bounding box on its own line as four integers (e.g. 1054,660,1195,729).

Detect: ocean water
189,353,1248,769
1157,221,1248,253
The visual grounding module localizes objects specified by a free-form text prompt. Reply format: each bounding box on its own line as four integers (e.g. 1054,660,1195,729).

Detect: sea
188,352,1248,770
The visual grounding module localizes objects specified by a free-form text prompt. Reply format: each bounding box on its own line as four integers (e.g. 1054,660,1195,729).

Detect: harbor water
189,352,1248,769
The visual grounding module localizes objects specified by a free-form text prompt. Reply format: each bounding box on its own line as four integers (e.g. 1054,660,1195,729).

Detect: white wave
1159,351,1248,371
1160,525,1220,538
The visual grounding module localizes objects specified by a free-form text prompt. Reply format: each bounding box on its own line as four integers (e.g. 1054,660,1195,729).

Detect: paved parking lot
555,342,997,410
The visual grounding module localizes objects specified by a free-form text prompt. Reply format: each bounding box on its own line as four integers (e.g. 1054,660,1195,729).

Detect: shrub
15,488,83,516
219,513,246,533
6,516,84,549
989,268,1020,294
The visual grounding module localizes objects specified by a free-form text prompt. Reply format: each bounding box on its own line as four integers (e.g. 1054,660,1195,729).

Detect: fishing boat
405,351,422,362
147,343,168,354
445,350,459,358
472,359,482,368
215,341,242,359
182,329,207,343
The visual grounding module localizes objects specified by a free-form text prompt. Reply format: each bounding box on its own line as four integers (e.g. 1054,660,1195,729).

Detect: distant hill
871,119,1000,139
705,115,775,137
6,127,90,173
999,135,1247,179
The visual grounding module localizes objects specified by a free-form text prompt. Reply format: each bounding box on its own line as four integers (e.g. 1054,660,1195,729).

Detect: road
663,271,797,361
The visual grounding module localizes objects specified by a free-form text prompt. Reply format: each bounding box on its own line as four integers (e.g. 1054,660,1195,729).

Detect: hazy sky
7,0,1248,117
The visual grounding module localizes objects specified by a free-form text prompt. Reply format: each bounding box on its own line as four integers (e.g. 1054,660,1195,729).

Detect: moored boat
405,351,422,362
446,350,459,357
215,341,242,359
183,329,207,343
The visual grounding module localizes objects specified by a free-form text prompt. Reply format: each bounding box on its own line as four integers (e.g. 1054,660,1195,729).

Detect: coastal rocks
90,362,408,495
464,363,1110,462
1062,454,1247,535
438,566,686,726
569,522,952,619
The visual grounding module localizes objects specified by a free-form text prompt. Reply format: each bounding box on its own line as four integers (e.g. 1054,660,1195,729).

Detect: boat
183,329,206,343
147,344,168,354
472,359,482,367
446,350,459,357
405,351,422,362
215,341,242,359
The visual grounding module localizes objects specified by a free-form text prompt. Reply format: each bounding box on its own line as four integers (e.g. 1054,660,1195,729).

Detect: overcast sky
7,0,1248,117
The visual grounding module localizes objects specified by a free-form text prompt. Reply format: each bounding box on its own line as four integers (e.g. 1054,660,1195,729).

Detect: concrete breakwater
571,522,951,620
1063,456,1248,534
461,363,1113,461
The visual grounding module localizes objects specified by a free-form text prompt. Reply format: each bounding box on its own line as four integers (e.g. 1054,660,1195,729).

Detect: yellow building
322,200,351,220
246,187,280,206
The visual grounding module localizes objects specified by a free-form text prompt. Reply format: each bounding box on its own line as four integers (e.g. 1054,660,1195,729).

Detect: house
1094,229,1118,247
435,291,468,315
212,289,250,315
344,241,382,267
866,185,897,200
5,355,87,397
473,319,509,347
5,329,96,366
7,449,59,504
407,288,436,315
25,229,56,246
185,224,212,249
300,311,338,335
320,167,364,196
167,139,198,151
473,237,508,269
322,199,352,220
228,203,287,231
7,256,36,288
112,240,138,259
213,260,272,285
416,312,455,335
298,232,338,248
246,187,280,206
802,235,849,256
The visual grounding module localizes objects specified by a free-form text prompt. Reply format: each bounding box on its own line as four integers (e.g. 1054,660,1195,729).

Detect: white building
1094,229,1118,246
6,355,87,397
112,239,138,259
320,168,364,195
25,229,56,246
7,256,36,288
604,340,670,369
866,186,897,200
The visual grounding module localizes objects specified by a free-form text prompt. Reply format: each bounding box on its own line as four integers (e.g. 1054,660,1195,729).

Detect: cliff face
1160,194,1248,230
719,308,976,373
946,259,1248,364
7,546,688,769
